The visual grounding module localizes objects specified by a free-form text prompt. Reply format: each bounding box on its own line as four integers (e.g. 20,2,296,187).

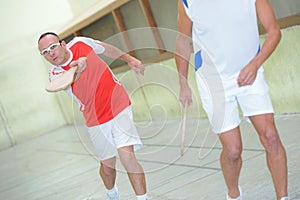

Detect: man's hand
70,57,87,73
179,81,193,106
70,57,87,81
237,61,259,87
128,57,145,75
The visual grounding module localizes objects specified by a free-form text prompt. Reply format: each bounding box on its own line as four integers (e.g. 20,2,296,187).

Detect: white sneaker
107,192,120,200
106,185,120,200
226,186,242,200
280,197,289,200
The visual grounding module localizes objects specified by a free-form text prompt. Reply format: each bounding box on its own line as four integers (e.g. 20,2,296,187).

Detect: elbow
277,28,282,42
274,24,282,42
268,24,281,44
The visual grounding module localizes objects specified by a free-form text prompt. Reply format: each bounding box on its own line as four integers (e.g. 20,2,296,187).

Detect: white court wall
0,1,299,151
262,25,300,114
0,0,77,150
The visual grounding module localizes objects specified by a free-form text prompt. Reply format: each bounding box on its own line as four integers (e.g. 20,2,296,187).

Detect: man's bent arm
253,0,281,70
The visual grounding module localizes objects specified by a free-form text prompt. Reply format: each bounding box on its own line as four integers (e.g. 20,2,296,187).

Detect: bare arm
238,0,281,86
99,42,144,75
254,0,281,67
175,0,193,105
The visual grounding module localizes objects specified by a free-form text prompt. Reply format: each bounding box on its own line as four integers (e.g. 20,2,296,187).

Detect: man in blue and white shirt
175,0,288,199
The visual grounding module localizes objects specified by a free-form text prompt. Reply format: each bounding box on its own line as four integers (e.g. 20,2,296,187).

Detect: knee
118,146,137,167
120,152,136,168
260,129,281,151
119,152,144,174
223,146,242,162
100,162,115,176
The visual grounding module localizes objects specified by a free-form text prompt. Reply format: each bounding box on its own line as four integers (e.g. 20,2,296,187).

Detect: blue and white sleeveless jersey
182,0,262,80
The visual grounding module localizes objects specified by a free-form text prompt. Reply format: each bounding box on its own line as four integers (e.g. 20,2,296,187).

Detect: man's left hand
237,63,258,87
128,58,145,75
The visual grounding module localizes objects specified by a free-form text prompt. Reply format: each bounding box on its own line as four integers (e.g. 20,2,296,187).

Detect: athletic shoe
227,186,242,200
280,197,289,200
106,185,120,200
107,192,120,200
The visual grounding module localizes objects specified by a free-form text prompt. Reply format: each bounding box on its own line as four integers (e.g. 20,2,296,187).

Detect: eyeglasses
40,42,61,56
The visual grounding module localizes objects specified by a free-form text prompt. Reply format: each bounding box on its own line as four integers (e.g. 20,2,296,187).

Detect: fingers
184,98,193,106
179,94,192,106
237,71,256,86
132,63,145,75
133,66,145,75
69,60,78,68
238,78,253,86
70,57,87,73
237,63,260,87
238,78,254,86
128,59,145,75
180,98,192,107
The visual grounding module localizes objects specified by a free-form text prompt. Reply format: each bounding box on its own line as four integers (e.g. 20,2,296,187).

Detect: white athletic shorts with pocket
87,106,142,161
195,70,274,134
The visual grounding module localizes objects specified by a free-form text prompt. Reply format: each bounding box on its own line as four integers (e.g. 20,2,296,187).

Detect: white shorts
195,71,274,134
87,106,142,161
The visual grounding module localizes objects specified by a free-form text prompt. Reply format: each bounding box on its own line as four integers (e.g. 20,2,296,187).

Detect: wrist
120,53,133,62
179,77,189,88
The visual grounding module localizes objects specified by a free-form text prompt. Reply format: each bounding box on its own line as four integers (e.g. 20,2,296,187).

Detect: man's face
38,34,68,66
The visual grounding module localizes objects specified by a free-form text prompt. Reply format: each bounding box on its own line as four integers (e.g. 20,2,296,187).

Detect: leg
249,113,288,199
100,157,117,190
219,126,243,198
118,145,147,196
100,157,121,200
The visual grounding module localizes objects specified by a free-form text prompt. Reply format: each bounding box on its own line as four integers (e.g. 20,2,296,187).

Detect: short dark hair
38,32,61,44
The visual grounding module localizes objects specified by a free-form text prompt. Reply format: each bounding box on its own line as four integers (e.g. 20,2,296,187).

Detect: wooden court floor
0,114,299,199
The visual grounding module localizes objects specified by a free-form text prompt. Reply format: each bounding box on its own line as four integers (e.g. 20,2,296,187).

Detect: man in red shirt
38,32,148,200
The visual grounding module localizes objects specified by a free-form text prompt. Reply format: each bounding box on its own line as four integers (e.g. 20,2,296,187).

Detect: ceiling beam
58,0,130,38
112,9,136,57
138,0,166,54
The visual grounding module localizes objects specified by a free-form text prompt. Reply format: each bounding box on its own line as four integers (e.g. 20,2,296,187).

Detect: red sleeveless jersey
49,37,131,126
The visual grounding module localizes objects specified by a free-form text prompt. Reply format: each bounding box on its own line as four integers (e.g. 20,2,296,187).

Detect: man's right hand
179,81,193,106
70,57,87,81
70,57,87,73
